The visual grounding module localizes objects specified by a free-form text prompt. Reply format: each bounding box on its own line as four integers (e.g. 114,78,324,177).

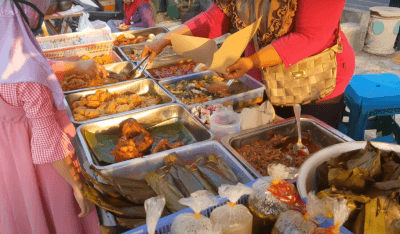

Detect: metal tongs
132,54,150,78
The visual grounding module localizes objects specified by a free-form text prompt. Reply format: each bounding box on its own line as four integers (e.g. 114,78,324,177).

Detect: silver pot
296,141,400,198
57,0,72,12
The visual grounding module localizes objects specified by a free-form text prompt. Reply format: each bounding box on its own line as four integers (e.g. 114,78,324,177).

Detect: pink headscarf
0,0,65,111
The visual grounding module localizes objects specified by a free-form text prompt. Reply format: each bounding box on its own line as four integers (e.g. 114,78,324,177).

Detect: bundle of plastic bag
210,183,253,234
145,196,166,234
171,190,221,234
313,197,351,234
248,164,305,233
271,192,325,234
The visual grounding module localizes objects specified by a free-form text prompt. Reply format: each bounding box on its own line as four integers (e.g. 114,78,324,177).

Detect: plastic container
210,106,241,142
364,7,400,55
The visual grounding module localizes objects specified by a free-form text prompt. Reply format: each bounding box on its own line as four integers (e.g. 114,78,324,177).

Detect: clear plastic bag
313,197,351,234
171,190,221,234
144,196,166,234
248,164,304,233
271,192,325,234
210,183,253,234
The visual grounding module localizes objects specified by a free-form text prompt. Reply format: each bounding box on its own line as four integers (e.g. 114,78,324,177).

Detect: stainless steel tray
145,55,199,81
76,103,214,172
112,26,169,47
117,44,176,62
159,70,265,110
99,140,255,182
63,61,148,95
221,116,355,179
64,78,176,125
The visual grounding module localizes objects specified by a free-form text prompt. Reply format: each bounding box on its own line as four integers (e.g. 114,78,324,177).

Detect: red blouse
185,0,355,101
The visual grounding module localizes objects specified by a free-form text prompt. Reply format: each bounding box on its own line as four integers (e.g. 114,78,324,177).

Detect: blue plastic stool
342,73,400,141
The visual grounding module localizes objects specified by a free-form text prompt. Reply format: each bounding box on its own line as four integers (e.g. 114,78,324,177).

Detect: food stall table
41,12,83,36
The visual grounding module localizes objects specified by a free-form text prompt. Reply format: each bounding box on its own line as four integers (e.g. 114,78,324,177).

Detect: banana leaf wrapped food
185,160,217,196
197,154,239,191
314,141,400,233
249,164,305,234
144,168,187,213
164,153,206,197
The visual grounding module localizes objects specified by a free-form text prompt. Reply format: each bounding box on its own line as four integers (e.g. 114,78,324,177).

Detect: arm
142,3,232,63
226,0,345,79
269,0,345,68
132,3,155,28
18,83,92,217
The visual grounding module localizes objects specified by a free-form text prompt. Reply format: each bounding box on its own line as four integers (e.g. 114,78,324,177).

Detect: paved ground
346,0,390,11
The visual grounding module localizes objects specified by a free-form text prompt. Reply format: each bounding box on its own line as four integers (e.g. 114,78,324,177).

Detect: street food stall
35,25,400,234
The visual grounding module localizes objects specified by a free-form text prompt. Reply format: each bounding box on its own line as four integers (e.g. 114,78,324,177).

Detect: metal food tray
76,103,214,172
112,26,169,47
145,55,199,81
63,62,148,95
100,140,255,182
52,49,123,63
116,44,176,63
221,116,355,179
159,70,266,110
64,78,176,125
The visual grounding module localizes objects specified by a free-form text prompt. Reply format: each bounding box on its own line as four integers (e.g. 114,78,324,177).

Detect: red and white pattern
0,83,75,165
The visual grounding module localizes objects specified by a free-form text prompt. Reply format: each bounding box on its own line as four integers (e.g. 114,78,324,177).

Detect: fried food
152,139,186,154
79,54,114,65
71,89,161,121
61,72,128,92
113,34,153,46
73,114,87,121
111,118,154,162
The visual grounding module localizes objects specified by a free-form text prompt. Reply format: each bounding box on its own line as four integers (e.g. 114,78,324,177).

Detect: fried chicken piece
111,137,142,163
71,101,85,109
145,96,161,106
86,100,101,109
121,118,150,139
73,114,87,121
97,102,109,111
106,100,118,114
116,104,131,113
152,139,186,154
116,96,130,105
100,92,112,103
129,94,142,107
84,109,101,119
94,90,105,97
73,106,86,115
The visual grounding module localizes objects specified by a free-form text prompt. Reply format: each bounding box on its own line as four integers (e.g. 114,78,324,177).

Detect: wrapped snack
145,196,166,234
313,197,351,234
272,192,324,234
171,190,221,234
210,183,253,234
248,164,304,233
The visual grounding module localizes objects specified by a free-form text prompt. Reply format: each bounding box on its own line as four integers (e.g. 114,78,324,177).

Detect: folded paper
171,17,262,75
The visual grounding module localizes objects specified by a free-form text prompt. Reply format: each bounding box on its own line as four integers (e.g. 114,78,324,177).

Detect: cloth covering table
343,73,400,141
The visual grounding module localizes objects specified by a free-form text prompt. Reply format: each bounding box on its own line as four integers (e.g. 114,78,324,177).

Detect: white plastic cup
210,109,241,141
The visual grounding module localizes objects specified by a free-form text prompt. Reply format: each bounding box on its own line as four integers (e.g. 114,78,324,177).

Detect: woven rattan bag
260,26,343,106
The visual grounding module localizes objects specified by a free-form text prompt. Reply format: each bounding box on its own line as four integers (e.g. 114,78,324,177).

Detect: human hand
65,60,109,79
73,185,95,218
118,23,131,31
141,38,169,64
225,57,255,80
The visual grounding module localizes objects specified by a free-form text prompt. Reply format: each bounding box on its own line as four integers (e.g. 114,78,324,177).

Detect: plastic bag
77,12,94,32
91,20,111,31
210,183,253,234
271,192,325,234
248,164,304,233
145,196,166,234
171,190,221,234
313,197,351,234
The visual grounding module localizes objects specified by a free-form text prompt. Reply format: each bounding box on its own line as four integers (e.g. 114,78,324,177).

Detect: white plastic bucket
364,6,400,55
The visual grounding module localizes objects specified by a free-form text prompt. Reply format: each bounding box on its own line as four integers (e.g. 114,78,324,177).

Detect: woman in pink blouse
142,0,355,128
0,0,103,233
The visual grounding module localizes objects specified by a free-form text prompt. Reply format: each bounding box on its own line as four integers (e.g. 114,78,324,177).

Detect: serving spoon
293,104,309,156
